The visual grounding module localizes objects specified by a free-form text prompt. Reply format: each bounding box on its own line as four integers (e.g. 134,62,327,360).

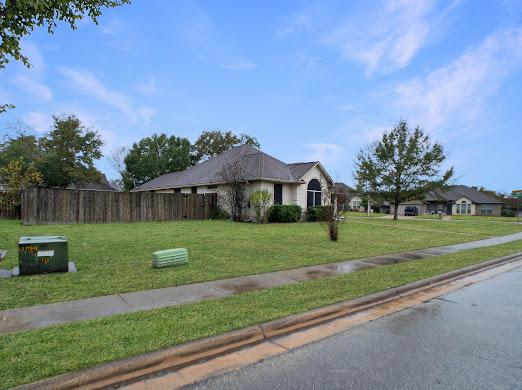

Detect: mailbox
18,236,68,275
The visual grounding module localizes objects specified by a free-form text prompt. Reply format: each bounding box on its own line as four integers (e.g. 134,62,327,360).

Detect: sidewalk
2,231,522,334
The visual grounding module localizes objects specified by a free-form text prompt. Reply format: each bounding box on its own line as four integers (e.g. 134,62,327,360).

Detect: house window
307,179,321,208
174,188,181,193
480,204,493,215
457,200,471,214
353,200,361,208
274,184,283,205
191,186,197,194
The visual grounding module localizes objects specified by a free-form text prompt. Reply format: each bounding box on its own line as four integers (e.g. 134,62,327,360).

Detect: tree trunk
393,202,399,220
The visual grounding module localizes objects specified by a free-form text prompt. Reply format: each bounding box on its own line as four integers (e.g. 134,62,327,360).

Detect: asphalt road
188,266,522,390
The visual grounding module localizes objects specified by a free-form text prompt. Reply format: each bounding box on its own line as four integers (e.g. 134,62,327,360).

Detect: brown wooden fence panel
0,204,20,219
21,188,217,225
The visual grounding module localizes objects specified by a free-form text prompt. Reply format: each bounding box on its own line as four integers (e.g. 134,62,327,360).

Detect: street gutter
16,252,522,390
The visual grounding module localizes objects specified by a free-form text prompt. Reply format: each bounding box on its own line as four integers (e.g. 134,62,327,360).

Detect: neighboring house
390,185,504,216
334,182,364,211
65,174,120,192
132,144,335,219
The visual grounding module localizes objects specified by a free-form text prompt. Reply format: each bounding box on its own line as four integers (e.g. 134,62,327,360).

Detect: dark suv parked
404,206,419,216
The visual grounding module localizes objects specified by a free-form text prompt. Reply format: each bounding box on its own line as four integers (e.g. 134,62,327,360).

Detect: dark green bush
210,207,230,220
306,206,333,221
501,207,515,217
268,204,302,223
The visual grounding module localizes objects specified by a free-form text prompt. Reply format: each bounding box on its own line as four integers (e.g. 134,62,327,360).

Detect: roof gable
132,145,333,191
426,185,503,204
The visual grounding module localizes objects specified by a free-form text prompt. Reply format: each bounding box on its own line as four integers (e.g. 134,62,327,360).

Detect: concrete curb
16,252,522,390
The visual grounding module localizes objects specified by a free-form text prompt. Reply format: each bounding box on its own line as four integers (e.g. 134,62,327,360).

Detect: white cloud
21,41,45,74
394,27,522,135
24,112,52,133
325,0,445,76
14,75,53,102
59,67,155,123
220,61,258,71
304,143,344,164
59,67,133,116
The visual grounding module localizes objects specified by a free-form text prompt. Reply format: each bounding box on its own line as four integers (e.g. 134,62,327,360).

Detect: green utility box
18,236,68,275
152,248,188,268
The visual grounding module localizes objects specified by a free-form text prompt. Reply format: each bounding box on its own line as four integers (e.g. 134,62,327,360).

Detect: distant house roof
65,174,119,192
425,185,503,204
335,182,357,198
0,174,119,192
132,144,333,192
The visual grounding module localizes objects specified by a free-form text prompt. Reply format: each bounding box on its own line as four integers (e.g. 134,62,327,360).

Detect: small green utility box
18,236,68,275
152,248,188,268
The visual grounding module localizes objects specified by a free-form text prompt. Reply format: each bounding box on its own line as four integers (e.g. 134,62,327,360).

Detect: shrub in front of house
501,208,515,217
210,207,230,220
268,204,302,223
306,206,333,221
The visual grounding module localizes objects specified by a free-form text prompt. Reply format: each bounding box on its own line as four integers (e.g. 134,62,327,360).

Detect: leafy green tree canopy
39,114,104,188
355,120,453,220
123,133,191,190
192,130,260,163
0,132,41,170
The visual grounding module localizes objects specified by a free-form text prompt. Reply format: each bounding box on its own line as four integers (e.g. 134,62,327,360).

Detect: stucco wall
297,165,332,209
452,197,475,215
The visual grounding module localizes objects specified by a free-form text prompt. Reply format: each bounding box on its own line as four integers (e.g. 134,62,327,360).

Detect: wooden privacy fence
0,204,20,220
21,188,217,225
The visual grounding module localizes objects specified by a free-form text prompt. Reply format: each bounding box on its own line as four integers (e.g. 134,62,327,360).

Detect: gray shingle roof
426,185,503,204
132,145,327,191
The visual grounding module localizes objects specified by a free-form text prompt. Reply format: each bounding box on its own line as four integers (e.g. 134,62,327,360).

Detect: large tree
39,114,104,188
0,131,41,170
355,120,453,220
123,133,191,190
192,130,259,163
0,0,130,112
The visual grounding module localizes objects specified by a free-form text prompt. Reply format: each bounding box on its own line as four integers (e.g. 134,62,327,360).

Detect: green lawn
1,219,522,310
341,211,385,218
411,214,519,222
446,215,520,222
1,240,521,389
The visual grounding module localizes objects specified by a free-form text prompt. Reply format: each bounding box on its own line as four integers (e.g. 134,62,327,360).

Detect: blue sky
1,0,521,193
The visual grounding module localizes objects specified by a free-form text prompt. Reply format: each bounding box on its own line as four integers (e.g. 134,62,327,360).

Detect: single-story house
131,144,335,219
334,182,364,211
390,185,504,216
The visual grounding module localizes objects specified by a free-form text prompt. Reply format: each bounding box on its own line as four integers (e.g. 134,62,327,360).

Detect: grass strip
2,219,521,310
1,240,521,389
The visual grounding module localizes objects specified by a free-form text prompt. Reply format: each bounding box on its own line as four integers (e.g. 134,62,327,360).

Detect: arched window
307,179,322,208
456,200,471,214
